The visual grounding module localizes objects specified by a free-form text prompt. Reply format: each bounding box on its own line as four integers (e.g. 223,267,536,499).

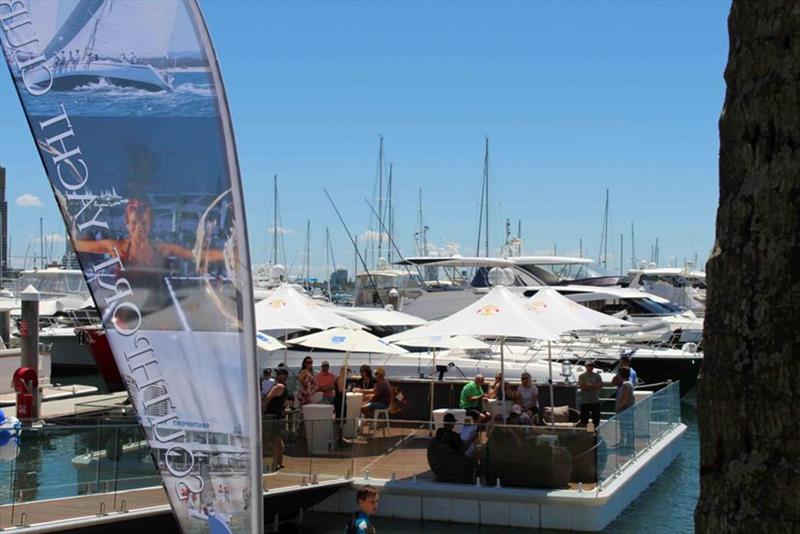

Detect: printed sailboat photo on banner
0,1,263,533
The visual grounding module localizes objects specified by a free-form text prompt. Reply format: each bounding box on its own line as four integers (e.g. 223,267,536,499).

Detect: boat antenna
324,189,385,307
364,198,424,281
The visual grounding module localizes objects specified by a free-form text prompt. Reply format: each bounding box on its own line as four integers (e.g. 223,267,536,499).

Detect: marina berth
0,382,684,532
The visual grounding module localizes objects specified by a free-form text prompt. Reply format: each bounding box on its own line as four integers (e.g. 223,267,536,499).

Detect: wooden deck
0,424,609,529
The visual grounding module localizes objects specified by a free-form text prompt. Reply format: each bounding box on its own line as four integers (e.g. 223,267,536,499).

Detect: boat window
623,298,676,316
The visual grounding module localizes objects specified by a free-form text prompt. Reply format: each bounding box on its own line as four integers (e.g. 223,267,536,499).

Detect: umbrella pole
548,340,555,427
340,351,350,421
283,331,288,366
339,351,351,439
429,348,437,436
501,339,506,423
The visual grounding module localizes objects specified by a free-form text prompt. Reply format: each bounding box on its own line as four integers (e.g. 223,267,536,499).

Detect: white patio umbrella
385,286,562,420
255,332,285,352
390,335,491,424
254,284,362,331
288,327,409,420
526,288,635,422
255,284,361,364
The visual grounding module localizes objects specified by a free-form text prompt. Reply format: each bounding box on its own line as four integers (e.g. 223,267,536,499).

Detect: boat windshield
517,262,616,284
621,298,679,316
14,271,89,298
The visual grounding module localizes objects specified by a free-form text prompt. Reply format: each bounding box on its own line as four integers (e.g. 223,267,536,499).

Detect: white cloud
267,226,292,235
359,230,389,242
32,233,66,244
16,194,43,207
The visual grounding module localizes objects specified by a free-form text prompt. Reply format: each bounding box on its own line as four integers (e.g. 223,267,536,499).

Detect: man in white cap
316,360,336,405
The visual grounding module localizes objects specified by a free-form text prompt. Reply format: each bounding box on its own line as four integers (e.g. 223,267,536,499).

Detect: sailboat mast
599,188,609,268
484,137,490,258
325,227,331,302
272,174,278,265
620,233,624,276
39,217,43,269
377,136,384,263
475,169,485,257
417,188,423,255
387,163,393,263
630,222,636,269
304,220,311,290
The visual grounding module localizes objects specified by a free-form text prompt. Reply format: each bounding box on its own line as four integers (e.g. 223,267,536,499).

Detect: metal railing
0,390,682,528
594,380,682,488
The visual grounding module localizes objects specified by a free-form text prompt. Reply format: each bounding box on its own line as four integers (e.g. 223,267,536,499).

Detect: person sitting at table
316,360,336,405
488,372,514,401
514,372,539,423
353,365,375,401
459,374,491,423
361,367,391,417
460,412,481,458
511,403,534,426
427,413,476,483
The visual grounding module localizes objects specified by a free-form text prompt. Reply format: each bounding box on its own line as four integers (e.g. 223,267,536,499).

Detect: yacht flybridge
384,255,703,345
625,266,707,316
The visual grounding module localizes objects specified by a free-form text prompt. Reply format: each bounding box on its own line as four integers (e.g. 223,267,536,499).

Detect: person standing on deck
297,356,318,406
263,368,288,471
612,355,638,390
579,361,604,427
615,367,636,453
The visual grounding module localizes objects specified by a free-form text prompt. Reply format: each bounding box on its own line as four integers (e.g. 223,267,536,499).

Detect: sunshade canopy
335,307,428,328
384,286,562,342
255,332,285,352
254,284,361,331
289,327,409,354
389,334,490,351
525,287,633,332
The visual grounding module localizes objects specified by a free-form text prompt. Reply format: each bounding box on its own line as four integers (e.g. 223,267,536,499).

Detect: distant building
0,166,7,274
330,268,348,289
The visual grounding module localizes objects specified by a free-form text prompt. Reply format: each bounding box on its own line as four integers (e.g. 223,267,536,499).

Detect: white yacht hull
28,61,172,92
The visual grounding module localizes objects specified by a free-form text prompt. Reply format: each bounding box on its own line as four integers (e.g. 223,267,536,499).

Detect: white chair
369,408,391,437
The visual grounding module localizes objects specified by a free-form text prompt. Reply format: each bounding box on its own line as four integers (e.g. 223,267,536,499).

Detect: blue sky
0,0,730,277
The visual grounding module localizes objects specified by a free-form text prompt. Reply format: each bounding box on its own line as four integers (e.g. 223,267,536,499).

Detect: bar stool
368,408,391,436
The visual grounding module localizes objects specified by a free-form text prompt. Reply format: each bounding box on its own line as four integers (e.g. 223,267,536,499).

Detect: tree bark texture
696,1,800,532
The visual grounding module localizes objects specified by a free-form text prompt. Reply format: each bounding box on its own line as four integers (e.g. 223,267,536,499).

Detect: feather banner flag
0,1,263,532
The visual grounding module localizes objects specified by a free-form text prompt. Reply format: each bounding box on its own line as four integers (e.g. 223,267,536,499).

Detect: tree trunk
696,1,800,532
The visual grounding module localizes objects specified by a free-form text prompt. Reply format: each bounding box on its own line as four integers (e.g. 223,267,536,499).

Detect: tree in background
697,1,800,531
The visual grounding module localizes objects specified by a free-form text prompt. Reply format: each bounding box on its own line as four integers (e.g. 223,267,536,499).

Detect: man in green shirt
460,374,490,423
